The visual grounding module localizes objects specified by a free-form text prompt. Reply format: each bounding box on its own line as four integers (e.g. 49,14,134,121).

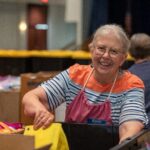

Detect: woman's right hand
33,108,54,130
22,86,54,130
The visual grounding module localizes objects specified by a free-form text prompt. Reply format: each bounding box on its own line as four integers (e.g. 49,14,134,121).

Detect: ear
88,43,94,53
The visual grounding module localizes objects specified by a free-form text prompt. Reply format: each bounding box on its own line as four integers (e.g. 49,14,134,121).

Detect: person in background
128,33,150,128
22,24,148,143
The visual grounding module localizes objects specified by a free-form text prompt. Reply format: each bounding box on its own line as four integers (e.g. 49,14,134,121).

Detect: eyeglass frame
93,44,124,58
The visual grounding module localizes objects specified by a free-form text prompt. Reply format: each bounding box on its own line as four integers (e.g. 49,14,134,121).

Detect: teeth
100,62,110,66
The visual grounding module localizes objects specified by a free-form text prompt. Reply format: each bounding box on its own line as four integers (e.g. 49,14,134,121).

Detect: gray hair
92,24,130,53
129,33,150,59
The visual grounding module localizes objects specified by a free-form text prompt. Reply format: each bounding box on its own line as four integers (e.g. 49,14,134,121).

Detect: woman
22,24,148,143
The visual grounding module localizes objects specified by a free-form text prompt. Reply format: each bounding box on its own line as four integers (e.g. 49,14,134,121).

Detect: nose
102,49,110,57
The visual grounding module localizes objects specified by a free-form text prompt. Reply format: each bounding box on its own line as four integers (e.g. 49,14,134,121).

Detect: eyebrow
95,44,120,51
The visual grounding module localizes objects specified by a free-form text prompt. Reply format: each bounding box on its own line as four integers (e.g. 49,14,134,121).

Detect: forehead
93,34,123,50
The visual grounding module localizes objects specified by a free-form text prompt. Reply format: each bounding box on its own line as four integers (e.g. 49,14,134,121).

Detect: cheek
117,56,126,67
92,53,100,61
94,50,101,56
91,56,100,67
91,50,99,58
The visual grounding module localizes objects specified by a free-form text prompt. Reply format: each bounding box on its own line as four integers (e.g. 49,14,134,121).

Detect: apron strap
82,67,94,90
107,71,119,100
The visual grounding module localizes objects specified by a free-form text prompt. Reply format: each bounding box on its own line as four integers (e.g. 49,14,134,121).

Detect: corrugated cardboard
20,71,60,125
0,90,20,122
0,134,50,150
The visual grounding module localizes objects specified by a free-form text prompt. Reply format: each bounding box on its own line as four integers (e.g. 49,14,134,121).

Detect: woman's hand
22,86,54,130
33,108,54,130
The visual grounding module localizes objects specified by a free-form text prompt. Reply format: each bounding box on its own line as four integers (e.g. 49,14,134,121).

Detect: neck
94,70,119,84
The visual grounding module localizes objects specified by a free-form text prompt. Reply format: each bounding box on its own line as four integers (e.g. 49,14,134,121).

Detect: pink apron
65,68,118,125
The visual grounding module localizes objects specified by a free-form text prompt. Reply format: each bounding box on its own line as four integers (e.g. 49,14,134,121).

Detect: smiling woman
22,24,148,144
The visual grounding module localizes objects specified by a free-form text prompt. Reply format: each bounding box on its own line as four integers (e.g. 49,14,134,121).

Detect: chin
97,68,111,75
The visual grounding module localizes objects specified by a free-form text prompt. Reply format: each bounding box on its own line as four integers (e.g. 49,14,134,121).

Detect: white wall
47,4,76,49
0,3,27,49
65,0,83,46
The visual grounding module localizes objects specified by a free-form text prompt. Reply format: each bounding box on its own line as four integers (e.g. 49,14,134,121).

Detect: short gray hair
92,24,130,53
129,33,150,59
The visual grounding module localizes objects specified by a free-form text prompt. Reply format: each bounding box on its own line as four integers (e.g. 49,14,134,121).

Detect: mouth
99,60,112,69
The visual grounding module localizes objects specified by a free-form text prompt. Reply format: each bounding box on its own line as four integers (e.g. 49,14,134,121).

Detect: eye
110,49,119,55
97,46,105,52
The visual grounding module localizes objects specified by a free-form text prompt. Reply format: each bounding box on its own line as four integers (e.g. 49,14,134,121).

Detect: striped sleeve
119,88,148,125
40,70,69,111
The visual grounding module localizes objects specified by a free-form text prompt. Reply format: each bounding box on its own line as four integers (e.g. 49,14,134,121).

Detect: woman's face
90,34,127,76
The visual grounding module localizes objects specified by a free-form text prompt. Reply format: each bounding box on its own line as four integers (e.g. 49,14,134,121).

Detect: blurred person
22,24,148,143
128,33,150,127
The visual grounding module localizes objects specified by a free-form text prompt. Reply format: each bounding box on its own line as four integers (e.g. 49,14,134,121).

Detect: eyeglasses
93,45,123,58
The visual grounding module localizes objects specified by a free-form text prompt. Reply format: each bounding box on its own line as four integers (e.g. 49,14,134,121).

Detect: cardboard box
20,71,60,125
0,134,50,150
0,90,20,122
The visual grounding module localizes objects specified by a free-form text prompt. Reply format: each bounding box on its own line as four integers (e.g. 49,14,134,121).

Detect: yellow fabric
24,123,69,150
0,49,134,60
71,50,91,59
29,50,73,58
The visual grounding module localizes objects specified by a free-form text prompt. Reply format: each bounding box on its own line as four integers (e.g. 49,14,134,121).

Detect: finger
34,115,42,126
42,115,54,129
33,112,44,129
34,110,47,124
34,120,44,130
33,112,54,130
